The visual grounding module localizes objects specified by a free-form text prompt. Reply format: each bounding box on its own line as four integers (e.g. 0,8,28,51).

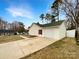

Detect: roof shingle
35,20,64,27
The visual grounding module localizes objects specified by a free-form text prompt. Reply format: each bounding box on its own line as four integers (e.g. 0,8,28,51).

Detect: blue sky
0,0,65,28
0,0,55,27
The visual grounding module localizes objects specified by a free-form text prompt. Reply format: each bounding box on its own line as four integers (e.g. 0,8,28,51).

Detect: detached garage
29,21,66,40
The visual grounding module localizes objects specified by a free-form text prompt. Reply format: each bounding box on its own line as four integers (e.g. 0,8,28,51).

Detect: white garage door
43,28,59,39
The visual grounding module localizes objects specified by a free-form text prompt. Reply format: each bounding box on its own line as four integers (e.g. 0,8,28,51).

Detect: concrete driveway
0,36,59,59
0,41,24,59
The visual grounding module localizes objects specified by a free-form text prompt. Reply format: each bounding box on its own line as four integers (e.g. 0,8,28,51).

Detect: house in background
29,21,66,39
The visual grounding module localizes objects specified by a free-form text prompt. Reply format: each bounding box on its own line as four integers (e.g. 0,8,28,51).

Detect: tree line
0,17,25,34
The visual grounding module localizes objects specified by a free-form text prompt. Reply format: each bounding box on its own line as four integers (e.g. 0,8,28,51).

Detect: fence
67,29,75,37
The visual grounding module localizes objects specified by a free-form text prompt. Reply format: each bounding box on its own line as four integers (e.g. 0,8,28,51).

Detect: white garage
29,21,66,40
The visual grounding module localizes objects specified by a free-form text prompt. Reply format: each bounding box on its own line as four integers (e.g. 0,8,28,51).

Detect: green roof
35,20,64,27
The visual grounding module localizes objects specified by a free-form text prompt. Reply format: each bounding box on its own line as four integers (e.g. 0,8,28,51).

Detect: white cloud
6,7,34,19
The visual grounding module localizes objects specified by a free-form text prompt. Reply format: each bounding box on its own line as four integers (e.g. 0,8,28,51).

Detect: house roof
35,20,64,27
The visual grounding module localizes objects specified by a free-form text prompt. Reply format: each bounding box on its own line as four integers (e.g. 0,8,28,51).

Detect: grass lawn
21,37,79,59
0,35,23,43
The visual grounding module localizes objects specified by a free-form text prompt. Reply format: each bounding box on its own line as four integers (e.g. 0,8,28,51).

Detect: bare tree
55,0,79,44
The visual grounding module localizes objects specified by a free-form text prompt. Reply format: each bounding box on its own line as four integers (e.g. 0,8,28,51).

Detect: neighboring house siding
67,29,75,37
29,24,42,36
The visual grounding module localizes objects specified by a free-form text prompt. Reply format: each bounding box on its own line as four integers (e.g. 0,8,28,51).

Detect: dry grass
21,37,79,59
0,35,23,43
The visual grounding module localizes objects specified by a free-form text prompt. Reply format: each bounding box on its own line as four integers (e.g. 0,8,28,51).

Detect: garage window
38,29,42,35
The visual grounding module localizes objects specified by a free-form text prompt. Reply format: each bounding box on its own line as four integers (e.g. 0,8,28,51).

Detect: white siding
29,24,42,36
43,27,60,39
42,22,66,39
59,22,66,39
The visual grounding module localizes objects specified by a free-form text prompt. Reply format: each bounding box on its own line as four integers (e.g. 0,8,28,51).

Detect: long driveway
0,36,60,59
